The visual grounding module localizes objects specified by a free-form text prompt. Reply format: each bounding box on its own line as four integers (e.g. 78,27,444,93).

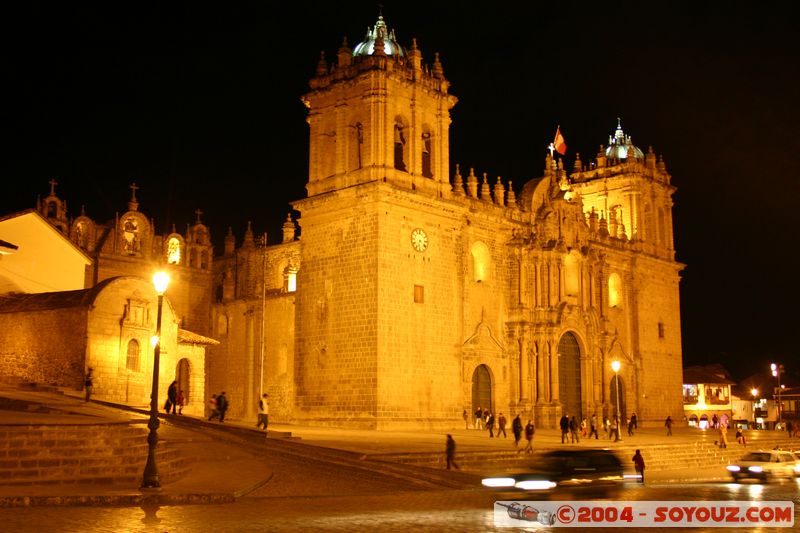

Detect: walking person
611,416,620,442
632,449,645,483
176,390,185,415
523,420,535,454
166,380,178,414
497,413,507,438
217,391,229,423
84,368,94,402
445,434,460,470
512,414,523,449
486,412,495,438
627,416,635,437
664,415,673,436
631,412,638,431
569,416,580,443
718,423,728,449
589,413,599,440
208,393,220,421
735,427,747,447
257,393,269,431
463,409,469,430
560,414,569,444
475,406,483,430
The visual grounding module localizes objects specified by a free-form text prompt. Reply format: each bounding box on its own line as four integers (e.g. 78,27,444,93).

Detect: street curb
0,491,236,508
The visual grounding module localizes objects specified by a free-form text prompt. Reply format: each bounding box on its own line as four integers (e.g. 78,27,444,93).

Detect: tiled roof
178,328,219,345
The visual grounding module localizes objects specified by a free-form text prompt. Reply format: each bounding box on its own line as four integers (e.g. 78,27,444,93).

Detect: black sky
3,2,799,380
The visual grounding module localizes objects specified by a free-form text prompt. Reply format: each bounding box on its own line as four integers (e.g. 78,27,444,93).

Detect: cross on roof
129,182,139,201
195,208,203,223
48,178,58,196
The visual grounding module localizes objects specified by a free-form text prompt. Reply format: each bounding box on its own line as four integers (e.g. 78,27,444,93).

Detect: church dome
352,15,405,57
605,120,644,160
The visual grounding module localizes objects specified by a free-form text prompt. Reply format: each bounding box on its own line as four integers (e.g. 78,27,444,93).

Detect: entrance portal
176,358,191,404
471,364,492,415
558,332,582,419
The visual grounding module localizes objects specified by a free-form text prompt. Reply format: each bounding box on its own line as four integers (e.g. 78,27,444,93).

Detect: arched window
471,241,490,283
564,251,580,296
608,272,622,308
394,122,407,171
285,267,297,293
126,339,140,372
167,237,181,264
421,132,432,178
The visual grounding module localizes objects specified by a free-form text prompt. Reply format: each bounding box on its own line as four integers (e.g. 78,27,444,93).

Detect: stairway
0,422,189,487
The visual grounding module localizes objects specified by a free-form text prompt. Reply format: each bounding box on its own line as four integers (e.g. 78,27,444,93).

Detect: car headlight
726,465,741,472
482,477,516,488
515,480,557,490
748,466,763,473
794,464,800,473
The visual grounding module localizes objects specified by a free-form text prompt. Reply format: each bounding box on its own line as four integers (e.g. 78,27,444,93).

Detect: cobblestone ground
1,482,798,532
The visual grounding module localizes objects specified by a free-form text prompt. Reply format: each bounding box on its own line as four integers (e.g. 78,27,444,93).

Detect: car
481,449,626,497
726,450,800,482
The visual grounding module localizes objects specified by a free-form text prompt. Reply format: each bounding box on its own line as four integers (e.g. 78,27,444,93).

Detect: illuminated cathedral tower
293,15,462,428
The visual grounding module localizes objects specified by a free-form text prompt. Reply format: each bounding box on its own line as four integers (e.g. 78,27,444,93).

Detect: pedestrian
580,417,588,438
217,391,229,423
735,427,747,447
560,414,569,444
611,416,620,442
569,416,580,443
603,417,610,439
523,420,535,454
711,414,719,429
463,409,469,429
632,449,645,483
497,412,507,438
718,423,728,449
627,416,635,437
176,390,185,415
631,412,638,431
257,393,269,431
589,413,599,440
446,434,460,470
166,380,178,414
664,415,673,436
208,393,220,421
512,414,523,448
486,412,495,438
84,368,94,402
475,406,483,430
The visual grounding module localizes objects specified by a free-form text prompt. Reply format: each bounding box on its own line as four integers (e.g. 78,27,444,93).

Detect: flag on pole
553,126,567,155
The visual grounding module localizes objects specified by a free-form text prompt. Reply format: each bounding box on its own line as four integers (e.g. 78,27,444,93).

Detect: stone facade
0,276,213,415
35,180,214,335
209,15,684,429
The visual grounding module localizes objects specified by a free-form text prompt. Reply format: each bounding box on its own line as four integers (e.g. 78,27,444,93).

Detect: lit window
471,242,490,282
608,273,622,307
285,268,297,293
126,339,140,372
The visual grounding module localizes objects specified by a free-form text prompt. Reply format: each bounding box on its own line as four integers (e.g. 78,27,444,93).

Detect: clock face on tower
411,228,428,252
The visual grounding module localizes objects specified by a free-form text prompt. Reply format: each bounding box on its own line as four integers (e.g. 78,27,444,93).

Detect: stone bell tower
292,14,462,428
301,14,457,199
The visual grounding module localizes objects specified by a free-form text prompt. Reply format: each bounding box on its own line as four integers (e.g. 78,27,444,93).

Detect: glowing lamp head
751,388,758,397
611,360,621,373
150,335,159,347
153,272,170,295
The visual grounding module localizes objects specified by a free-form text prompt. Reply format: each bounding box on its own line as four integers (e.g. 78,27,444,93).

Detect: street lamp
142,271,170,489
771,363,784,427
611,360,622,442
750,388,758,429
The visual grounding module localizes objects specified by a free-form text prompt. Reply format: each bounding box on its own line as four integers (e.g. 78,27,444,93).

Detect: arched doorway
610,375,627,423
472,365,492,415
558,332,582,419
176,359,191,404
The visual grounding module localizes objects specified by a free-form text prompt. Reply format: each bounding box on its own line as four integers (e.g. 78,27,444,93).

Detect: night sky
3,3,799,380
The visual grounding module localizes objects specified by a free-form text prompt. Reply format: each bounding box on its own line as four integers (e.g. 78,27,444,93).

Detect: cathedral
209,15,684,429
6,14,684,430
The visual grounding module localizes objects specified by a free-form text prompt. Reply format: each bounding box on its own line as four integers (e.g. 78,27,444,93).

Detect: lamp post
611,360,622,442
142,271,169,489
750,388,758,429
771,363,784,427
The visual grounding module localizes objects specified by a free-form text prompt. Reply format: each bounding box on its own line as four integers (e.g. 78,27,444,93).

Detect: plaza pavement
0,384,782,507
